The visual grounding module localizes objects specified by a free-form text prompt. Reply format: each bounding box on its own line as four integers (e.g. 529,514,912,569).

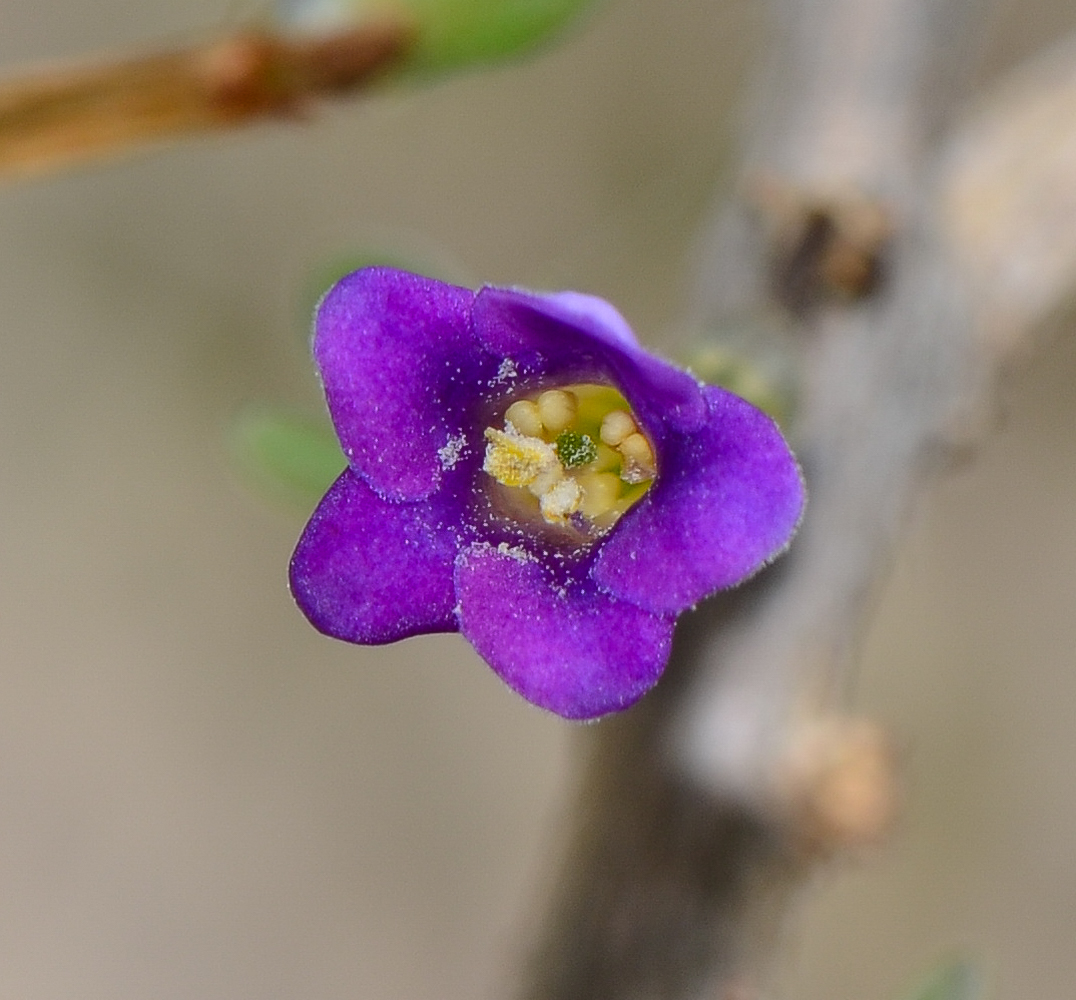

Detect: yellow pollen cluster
482,427,557,488
482,425,583,524
482,385,656,532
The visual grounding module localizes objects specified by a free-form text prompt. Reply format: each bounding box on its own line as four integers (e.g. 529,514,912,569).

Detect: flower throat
482,383,655,536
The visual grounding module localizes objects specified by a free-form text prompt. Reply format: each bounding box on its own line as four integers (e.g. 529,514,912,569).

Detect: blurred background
0,0,1074,996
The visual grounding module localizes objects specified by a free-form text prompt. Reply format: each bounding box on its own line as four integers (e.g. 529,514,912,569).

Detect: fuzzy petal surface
592,385,805,614
315,268,487,501
472,286,707,436
454,542,674,719
290,470,460,644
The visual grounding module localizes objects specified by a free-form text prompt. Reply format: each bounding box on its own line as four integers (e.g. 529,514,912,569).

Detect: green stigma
555,431,598,469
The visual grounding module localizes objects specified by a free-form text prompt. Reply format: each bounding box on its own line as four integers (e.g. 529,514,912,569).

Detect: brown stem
0,21,412,181
516,0,1002,996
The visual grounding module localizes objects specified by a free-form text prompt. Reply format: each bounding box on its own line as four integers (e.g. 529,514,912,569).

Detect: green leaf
231,408,345,510
400,0,602,73
281,0,602,75
900,959,983,1000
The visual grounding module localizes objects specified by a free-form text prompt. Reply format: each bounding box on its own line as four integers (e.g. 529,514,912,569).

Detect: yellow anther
618,432,656,483
537,389,577,433
483,382,656,536
577,471,622,519
539,478,583,524
527,463,565,499
483,427,557,487
599,409,637,447
504,399,544,437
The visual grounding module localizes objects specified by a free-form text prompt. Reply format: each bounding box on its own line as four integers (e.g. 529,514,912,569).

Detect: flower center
482,383,655,534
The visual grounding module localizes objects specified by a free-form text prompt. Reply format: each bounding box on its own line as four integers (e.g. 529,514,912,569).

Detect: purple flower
290,267,804,720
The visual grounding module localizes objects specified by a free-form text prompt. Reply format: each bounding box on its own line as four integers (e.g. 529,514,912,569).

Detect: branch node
747,175,895,313
777,716,899,855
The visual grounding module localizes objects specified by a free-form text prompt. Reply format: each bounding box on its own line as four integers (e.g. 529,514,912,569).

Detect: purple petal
454,542,674,719
592,386,805,614
472,287,707,436
290,470,460,644
315,268,490,501
521,291,640,348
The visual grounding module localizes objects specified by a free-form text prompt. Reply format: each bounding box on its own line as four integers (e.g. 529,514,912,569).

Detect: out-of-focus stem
516,0,1001,996
0,21,412,181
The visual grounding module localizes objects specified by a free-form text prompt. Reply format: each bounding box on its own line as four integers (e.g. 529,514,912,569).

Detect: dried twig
0,20,412,180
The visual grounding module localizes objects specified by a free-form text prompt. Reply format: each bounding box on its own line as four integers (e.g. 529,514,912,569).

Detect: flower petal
592,386,805,614
290,470,460,643
454,542,674,719
315,267,490,501
472,287,707,435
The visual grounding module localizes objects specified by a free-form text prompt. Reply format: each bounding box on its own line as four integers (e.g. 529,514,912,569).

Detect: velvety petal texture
472,287,707,436
591,386,805,613
315,269,484,500
291,267,805,720
454,543,674,719
290,470,460,644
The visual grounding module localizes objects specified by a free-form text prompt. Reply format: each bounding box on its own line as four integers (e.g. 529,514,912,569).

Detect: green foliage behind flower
399,0,601,73
231,408,345,510
281,0,601,76
900,959,983,1000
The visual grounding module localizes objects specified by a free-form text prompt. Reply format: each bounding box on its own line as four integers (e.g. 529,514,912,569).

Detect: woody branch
516,0,1076,997
0,19,411,181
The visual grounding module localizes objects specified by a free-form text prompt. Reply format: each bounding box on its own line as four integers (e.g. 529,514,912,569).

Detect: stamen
482,383,657,535
483,427,557,487
600,409,636,447
537,389,577,433
619,432,656,483
528,463,565,499
504,399,544,437
539,478,583,523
